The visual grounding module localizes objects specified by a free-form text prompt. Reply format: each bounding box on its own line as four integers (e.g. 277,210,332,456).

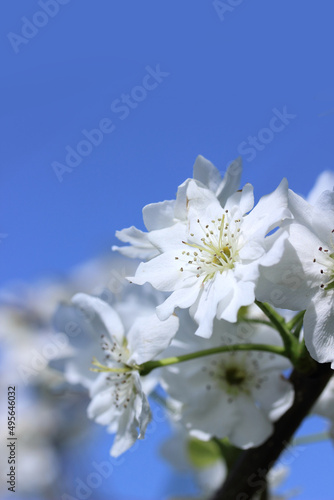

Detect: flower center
225,366,247,386
92,335,134,410
100,334,130,365
201,354,253,397
201,350,271,402
177,211,243,281
215,360,251,396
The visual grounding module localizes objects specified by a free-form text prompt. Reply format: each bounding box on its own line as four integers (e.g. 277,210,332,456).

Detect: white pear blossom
53,273,168,390
130,178,290,338
312,376,334,439
0,293,74,388
307,170,334,205
256,180,334,366
161,312,294,449
58,292,178,456
112,155,242,260
0,401,60,495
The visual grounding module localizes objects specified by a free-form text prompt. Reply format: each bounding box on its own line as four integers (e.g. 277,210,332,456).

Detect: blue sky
1,1,334,499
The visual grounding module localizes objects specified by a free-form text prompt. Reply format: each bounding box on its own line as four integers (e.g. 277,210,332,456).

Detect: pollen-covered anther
178,213,243,281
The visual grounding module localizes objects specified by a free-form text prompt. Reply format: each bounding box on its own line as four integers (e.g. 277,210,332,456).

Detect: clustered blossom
55,289,178,456
130,177,289,338
51,155,334,497
161,311,293,449
256,174,334,366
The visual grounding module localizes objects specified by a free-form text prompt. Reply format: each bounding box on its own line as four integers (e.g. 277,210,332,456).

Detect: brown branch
210,361,332,500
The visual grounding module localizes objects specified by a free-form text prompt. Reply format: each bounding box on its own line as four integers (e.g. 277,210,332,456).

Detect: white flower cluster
54,155,334,489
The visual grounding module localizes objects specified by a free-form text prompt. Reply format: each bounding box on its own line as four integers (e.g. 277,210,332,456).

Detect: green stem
292,315,305,340
255,300,298,360
286,310,305,331
139,343,289,376
241,318,273,328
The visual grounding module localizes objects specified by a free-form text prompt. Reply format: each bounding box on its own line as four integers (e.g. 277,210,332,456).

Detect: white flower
60,292,178,456
130,178,289,338
313,376,334,439
307,170,334,205
0,299,73,387
0,395,60,495
256,183,334,365
53,275,169,390
112,155,242,260
313,376,334,420
161,312,294,449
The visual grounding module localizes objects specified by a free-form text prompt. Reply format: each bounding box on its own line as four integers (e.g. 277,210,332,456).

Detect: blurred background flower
1,1,334,498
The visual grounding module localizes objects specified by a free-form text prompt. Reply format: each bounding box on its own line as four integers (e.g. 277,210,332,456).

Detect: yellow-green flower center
177,211,243,281
225,366,247,386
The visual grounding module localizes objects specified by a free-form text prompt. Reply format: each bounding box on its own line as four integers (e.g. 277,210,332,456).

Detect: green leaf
187,438,221,468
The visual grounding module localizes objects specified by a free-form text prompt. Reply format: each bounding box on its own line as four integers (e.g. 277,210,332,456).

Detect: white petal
304,292,334,363
217,279,255,323
314,189,334,214
174,179,191,221
217,157,243,204
197,460,227,494
113,226,158,259
243,178,290,239
307,170,334,205
147,222,187,253
71,293,124,345
131,251,196,291
229,396,273,448
193,273,232,338
127,313,179,365
312,377,334,419
239,240,265,262
184,391,238,438
193,155,223,194
252,371,294,419
187,180,223,222
256,225,321,310
142,200,175,231
88,374,120,425
288,188,313,226
259,229,289,268
110,373,151,457
289,188,334,244
110,406,139,457
133,373,152,435
157,283,201,320
225,183,254,215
